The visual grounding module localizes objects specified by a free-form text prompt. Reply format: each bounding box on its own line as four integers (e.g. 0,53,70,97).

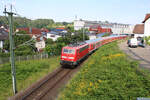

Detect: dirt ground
119,41,150,69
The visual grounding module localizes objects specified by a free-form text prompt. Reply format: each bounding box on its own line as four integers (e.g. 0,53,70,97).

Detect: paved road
119,41,150,69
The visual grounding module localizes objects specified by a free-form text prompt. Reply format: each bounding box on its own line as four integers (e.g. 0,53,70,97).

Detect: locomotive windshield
63,49,75,54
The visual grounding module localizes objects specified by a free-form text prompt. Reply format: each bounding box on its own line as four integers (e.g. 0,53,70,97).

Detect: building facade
74,20,99,30
74,20,134,34
143,14,150,37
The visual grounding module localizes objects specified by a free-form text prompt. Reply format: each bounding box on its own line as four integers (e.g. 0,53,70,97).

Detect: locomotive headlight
62,56,67,58
68,57,74,59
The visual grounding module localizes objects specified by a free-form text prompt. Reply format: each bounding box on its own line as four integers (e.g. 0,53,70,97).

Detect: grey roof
0,28,9,40
0,28,8,35
0,35,8,40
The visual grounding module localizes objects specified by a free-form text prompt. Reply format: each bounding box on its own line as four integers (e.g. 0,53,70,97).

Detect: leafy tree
32,19,54,28
45,38,53,45
3,30,36,56
45,42,65,56
62,22,68,26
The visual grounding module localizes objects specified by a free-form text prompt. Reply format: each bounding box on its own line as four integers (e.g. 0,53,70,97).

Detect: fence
0,53,49,65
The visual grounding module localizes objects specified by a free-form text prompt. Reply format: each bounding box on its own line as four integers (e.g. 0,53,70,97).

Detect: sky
0,0,150,25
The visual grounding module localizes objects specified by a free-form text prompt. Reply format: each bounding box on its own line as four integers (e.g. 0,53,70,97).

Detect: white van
128,38,138,47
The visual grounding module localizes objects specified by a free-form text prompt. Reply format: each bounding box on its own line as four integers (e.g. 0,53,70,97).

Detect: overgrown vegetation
58,42,150,100
0,56,60,100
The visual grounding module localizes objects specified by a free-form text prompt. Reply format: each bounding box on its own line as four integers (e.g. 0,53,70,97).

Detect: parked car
137,37,145,47
127,38,138,48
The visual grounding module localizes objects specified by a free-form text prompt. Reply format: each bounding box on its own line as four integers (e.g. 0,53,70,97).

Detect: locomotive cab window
63,49,75,54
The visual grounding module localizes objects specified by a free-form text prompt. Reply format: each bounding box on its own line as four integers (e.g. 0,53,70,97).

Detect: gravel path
119,41,150,69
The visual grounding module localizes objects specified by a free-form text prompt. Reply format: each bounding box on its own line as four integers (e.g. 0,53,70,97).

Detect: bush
45,43,65,56
0,52,10,57
45,38,53,44
145,36,150,45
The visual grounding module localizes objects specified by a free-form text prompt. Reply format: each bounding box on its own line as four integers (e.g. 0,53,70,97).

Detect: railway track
10,64,83,100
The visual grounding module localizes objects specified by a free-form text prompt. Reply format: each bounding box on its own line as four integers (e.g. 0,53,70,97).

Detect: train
60,35,127,66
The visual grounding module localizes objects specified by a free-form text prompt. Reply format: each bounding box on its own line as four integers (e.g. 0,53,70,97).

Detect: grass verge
0,56,60,100
58,42,150,100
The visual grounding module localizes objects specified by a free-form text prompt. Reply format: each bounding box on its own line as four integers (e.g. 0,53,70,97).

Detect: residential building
142,14,150,37
74,19,134,34
16,28,43,38
16,28,48,52
47,31,61,41
133,24,144,38
0,26,8,49
74,19,99,30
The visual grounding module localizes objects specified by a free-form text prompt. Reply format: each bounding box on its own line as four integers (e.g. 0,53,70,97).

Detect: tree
3,30,36,56
32,19,54,28
45,38,53,45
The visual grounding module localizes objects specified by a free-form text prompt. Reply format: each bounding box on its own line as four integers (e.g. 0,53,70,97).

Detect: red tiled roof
133,24,144,34
142,14,150,23
17,28,42,36
31,28,41,35
41,28,49,33
18,28,30,33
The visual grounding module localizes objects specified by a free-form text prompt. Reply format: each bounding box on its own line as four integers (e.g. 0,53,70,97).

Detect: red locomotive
60,42,89,66
60,35,127,66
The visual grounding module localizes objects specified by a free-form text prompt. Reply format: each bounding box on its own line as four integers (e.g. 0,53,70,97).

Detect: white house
142,14,150,37
47,32,61,41
0,27,8,49
111,24,134,35
74,20,99,30
35,40,45,52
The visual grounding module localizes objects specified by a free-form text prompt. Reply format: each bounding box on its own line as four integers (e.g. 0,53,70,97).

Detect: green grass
0,56,60,100
58,42,150,100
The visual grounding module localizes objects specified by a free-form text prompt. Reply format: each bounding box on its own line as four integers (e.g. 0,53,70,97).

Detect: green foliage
145,36,150,45
3,30,36,56
45,43,65,56
13,17,31,28
45,38,53,44
45,29,89,56
0,16,8,26
0,57,60,100
32,19,54,29
0,52,10,57
58,42,150,100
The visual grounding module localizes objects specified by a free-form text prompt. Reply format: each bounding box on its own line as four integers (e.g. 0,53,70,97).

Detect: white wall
144,18,150,37
35,40,45,51
111,25,134,34
74,20,85,30
47,33,61,41
0,41,3,49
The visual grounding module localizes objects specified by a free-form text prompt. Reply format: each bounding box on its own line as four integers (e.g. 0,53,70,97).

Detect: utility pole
83,26,85,41
3,4,17,94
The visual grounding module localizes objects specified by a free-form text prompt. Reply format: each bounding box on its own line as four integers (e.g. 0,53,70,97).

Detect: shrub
145,36,150,45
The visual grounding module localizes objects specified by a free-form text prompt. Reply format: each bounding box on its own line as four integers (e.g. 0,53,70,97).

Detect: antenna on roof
75,15,77,20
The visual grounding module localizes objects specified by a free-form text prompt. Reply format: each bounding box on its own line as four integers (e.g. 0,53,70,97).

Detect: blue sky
0,0,150,24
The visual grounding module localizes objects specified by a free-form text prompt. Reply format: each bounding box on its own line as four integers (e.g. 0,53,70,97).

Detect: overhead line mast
3,4,17,94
